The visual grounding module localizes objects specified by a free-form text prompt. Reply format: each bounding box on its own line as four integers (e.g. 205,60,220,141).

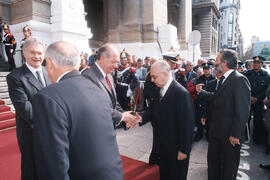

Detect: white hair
152,60,171,72
45,41,80,69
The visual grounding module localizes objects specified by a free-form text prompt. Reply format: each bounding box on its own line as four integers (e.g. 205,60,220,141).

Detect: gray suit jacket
32,71,123,180
7,64,51,138
82,63,123,126
199,70,251,142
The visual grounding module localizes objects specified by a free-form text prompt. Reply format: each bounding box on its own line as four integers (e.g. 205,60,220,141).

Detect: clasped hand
123,111,142,128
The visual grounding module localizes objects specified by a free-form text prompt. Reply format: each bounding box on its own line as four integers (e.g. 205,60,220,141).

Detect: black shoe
260,164,270,170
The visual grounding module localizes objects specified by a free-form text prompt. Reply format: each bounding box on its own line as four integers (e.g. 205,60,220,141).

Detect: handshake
122,111,142,129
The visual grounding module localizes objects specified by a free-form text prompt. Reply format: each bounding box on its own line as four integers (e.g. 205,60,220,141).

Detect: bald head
96,43,119,74
45,41,80,69
150,61,171,88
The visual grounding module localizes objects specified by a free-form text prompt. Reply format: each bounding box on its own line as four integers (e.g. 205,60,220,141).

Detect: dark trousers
149,126,160,165
5,47,16,70
207,137,240,180
16,126,38,180
159,155,189,180
251,102,267,144
116,85,130,110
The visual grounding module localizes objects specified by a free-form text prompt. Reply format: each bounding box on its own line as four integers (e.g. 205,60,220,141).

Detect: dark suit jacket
6,64,51,138
142,80,195,156
82,63,123,125
32,71,123,180
199,70,251,142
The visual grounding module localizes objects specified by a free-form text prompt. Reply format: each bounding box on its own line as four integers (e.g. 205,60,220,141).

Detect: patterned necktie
105,75,112,92
216,76,225,90
36,70,45,88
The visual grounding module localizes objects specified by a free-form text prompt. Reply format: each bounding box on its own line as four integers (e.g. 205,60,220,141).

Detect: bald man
32,41,123,180
141,61,195,180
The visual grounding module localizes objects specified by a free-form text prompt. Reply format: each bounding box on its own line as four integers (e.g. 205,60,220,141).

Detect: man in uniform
244,56,270,145
163,52,187,89
115,49,139,111
194,63,216,141
2,23,17,71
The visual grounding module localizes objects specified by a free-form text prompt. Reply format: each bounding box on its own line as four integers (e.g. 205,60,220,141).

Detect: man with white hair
7,38,50,180
32,41,123,180
141,60,195,180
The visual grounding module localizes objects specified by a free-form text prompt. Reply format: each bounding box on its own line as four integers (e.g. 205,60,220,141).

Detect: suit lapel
23,64,43,91
42,66,51,86
158,80,175,108
93,63,115,98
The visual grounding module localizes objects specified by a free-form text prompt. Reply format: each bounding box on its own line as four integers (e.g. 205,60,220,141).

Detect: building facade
218,0,243,58
192,0,220,58
1,0,213,62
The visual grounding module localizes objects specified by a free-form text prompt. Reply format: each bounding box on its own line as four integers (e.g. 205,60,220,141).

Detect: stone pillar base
112,42,162,59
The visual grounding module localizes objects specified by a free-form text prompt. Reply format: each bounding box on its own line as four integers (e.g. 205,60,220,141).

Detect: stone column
178,0,192,50
107,0,167,58
50,0,92,52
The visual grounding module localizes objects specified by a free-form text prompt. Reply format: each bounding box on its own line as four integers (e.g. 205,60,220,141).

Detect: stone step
3,98,12,105
0,82,7,87
0,72,9,77
0,92,9,99
0,87,8,93
0,77,6,82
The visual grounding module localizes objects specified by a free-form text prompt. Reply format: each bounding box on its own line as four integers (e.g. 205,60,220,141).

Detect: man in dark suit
32,41,123,180
185,61,196,82
142,61,195,180
196,49,251,180
6,38,50,180
82,44,139,128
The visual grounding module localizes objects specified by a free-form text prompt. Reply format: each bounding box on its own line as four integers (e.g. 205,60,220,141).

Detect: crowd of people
3,23,270,180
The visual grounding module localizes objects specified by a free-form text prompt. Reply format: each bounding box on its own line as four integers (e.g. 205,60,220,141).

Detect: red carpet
0,128,21,180
0,112,15,122
0,105,11,113
121,156,159,180
0,100,5,105
0,129,159,180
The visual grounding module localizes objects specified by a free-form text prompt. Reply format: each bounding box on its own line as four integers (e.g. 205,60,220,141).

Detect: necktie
216,76,225,90
105,75,112,92
36,70,45,87
159,88,164,101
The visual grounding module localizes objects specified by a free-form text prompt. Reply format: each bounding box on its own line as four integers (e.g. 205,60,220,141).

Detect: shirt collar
161,74,173,96
25,62,43,75
223,69,234,82
95,62,106,78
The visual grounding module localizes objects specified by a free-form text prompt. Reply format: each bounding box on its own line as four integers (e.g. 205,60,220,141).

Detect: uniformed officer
2,23,17,71
237,61,245,73
194,63,216,141
244,56,270,144
163,52,187,89
115,49,139,111
21,25,32,48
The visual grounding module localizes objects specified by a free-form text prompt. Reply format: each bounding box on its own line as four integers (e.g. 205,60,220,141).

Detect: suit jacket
142,80,195,156
82,63,123,125
6,64,51,136
199,70,251,142
32,71,123,180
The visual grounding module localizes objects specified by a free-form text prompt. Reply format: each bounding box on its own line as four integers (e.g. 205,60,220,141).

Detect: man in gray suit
82,44,139,128
196,49,251,180
32,41,123,180
6,38,50,180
